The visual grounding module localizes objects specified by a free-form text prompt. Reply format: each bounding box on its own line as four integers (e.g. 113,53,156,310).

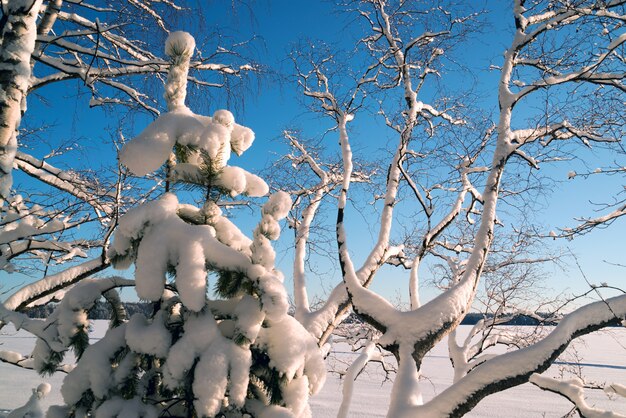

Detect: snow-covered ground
0,322,624,416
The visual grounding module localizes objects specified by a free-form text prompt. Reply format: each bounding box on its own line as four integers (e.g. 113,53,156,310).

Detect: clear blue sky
5,0,625,310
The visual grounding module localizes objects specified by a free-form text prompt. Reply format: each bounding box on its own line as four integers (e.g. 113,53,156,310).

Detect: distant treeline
25,301,153,319
343,311,558,326
26,302,555,326
459,312,557,326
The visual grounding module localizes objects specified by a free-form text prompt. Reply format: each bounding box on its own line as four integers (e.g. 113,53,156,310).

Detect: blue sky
5,0,625,309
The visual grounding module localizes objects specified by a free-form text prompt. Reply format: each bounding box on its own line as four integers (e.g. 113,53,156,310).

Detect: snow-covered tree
18,31,325,417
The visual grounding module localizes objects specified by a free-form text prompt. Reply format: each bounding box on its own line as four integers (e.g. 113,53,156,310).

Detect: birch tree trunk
0,0,43,200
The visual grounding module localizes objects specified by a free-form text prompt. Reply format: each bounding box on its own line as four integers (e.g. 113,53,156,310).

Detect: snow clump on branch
7,383,51,418
120,106,263,196
165,31,196,58
121,31,262,198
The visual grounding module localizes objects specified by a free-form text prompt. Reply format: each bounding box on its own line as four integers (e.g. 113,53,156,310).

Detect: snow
235,192,293,321
530,374,626,418
337,341,379,418
255,315,326,395
164,31,195,110
231,124,255,156
282,376,312,417
6,383,49,418
212,109,235,128
0,350,24,364
110,193,256,311
320,327,626,417
257,273,290,321
263,191,292,220
387,344,422,417
402,294,626,417
119,109,204,176
0,195,83,253
192,343,232,416
125,312,171,357
217,166,248,196
3,323,625,417
119,105,265,197
0,0,44,198
165,31,196,59
94,397,158,418
607,384,626,398
119,31,265,205
2,278,132,374
60,324,128,405
246,401,294,418
233,295,264,343
161,311,252,416
193,338,250,415
162,312,219,388
0,132,17,201
208,212,253,254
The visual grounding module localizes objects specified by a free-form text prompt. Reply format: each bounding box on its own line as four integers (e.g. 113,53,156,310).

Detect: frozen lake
0,322,624,416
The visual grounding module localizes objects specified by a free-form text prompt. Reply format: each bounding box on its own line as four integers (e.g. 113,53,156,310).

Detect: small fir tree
37,31,325,418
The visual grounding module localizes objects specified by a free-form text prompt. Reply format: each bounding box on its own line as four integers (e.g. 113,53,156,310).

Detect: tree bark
0,0,43,200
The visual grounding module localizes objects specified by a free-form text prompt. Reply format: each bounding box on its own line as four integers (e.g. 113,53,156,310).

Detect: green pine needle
214,270,249,298
70,327,90,360
233,332,251,347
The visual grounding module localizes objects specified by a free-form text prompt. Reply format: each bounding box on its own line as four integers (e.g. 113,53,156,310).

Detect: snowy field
0,322,624,417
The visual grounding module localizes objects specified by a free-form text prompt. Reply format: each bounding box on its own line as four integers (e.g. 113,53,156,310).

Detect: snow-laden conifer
48,32,325,418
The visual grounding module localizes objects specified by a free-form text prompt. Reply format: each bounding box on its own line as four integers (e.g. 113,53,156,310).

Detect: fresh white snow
0,322,624,417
